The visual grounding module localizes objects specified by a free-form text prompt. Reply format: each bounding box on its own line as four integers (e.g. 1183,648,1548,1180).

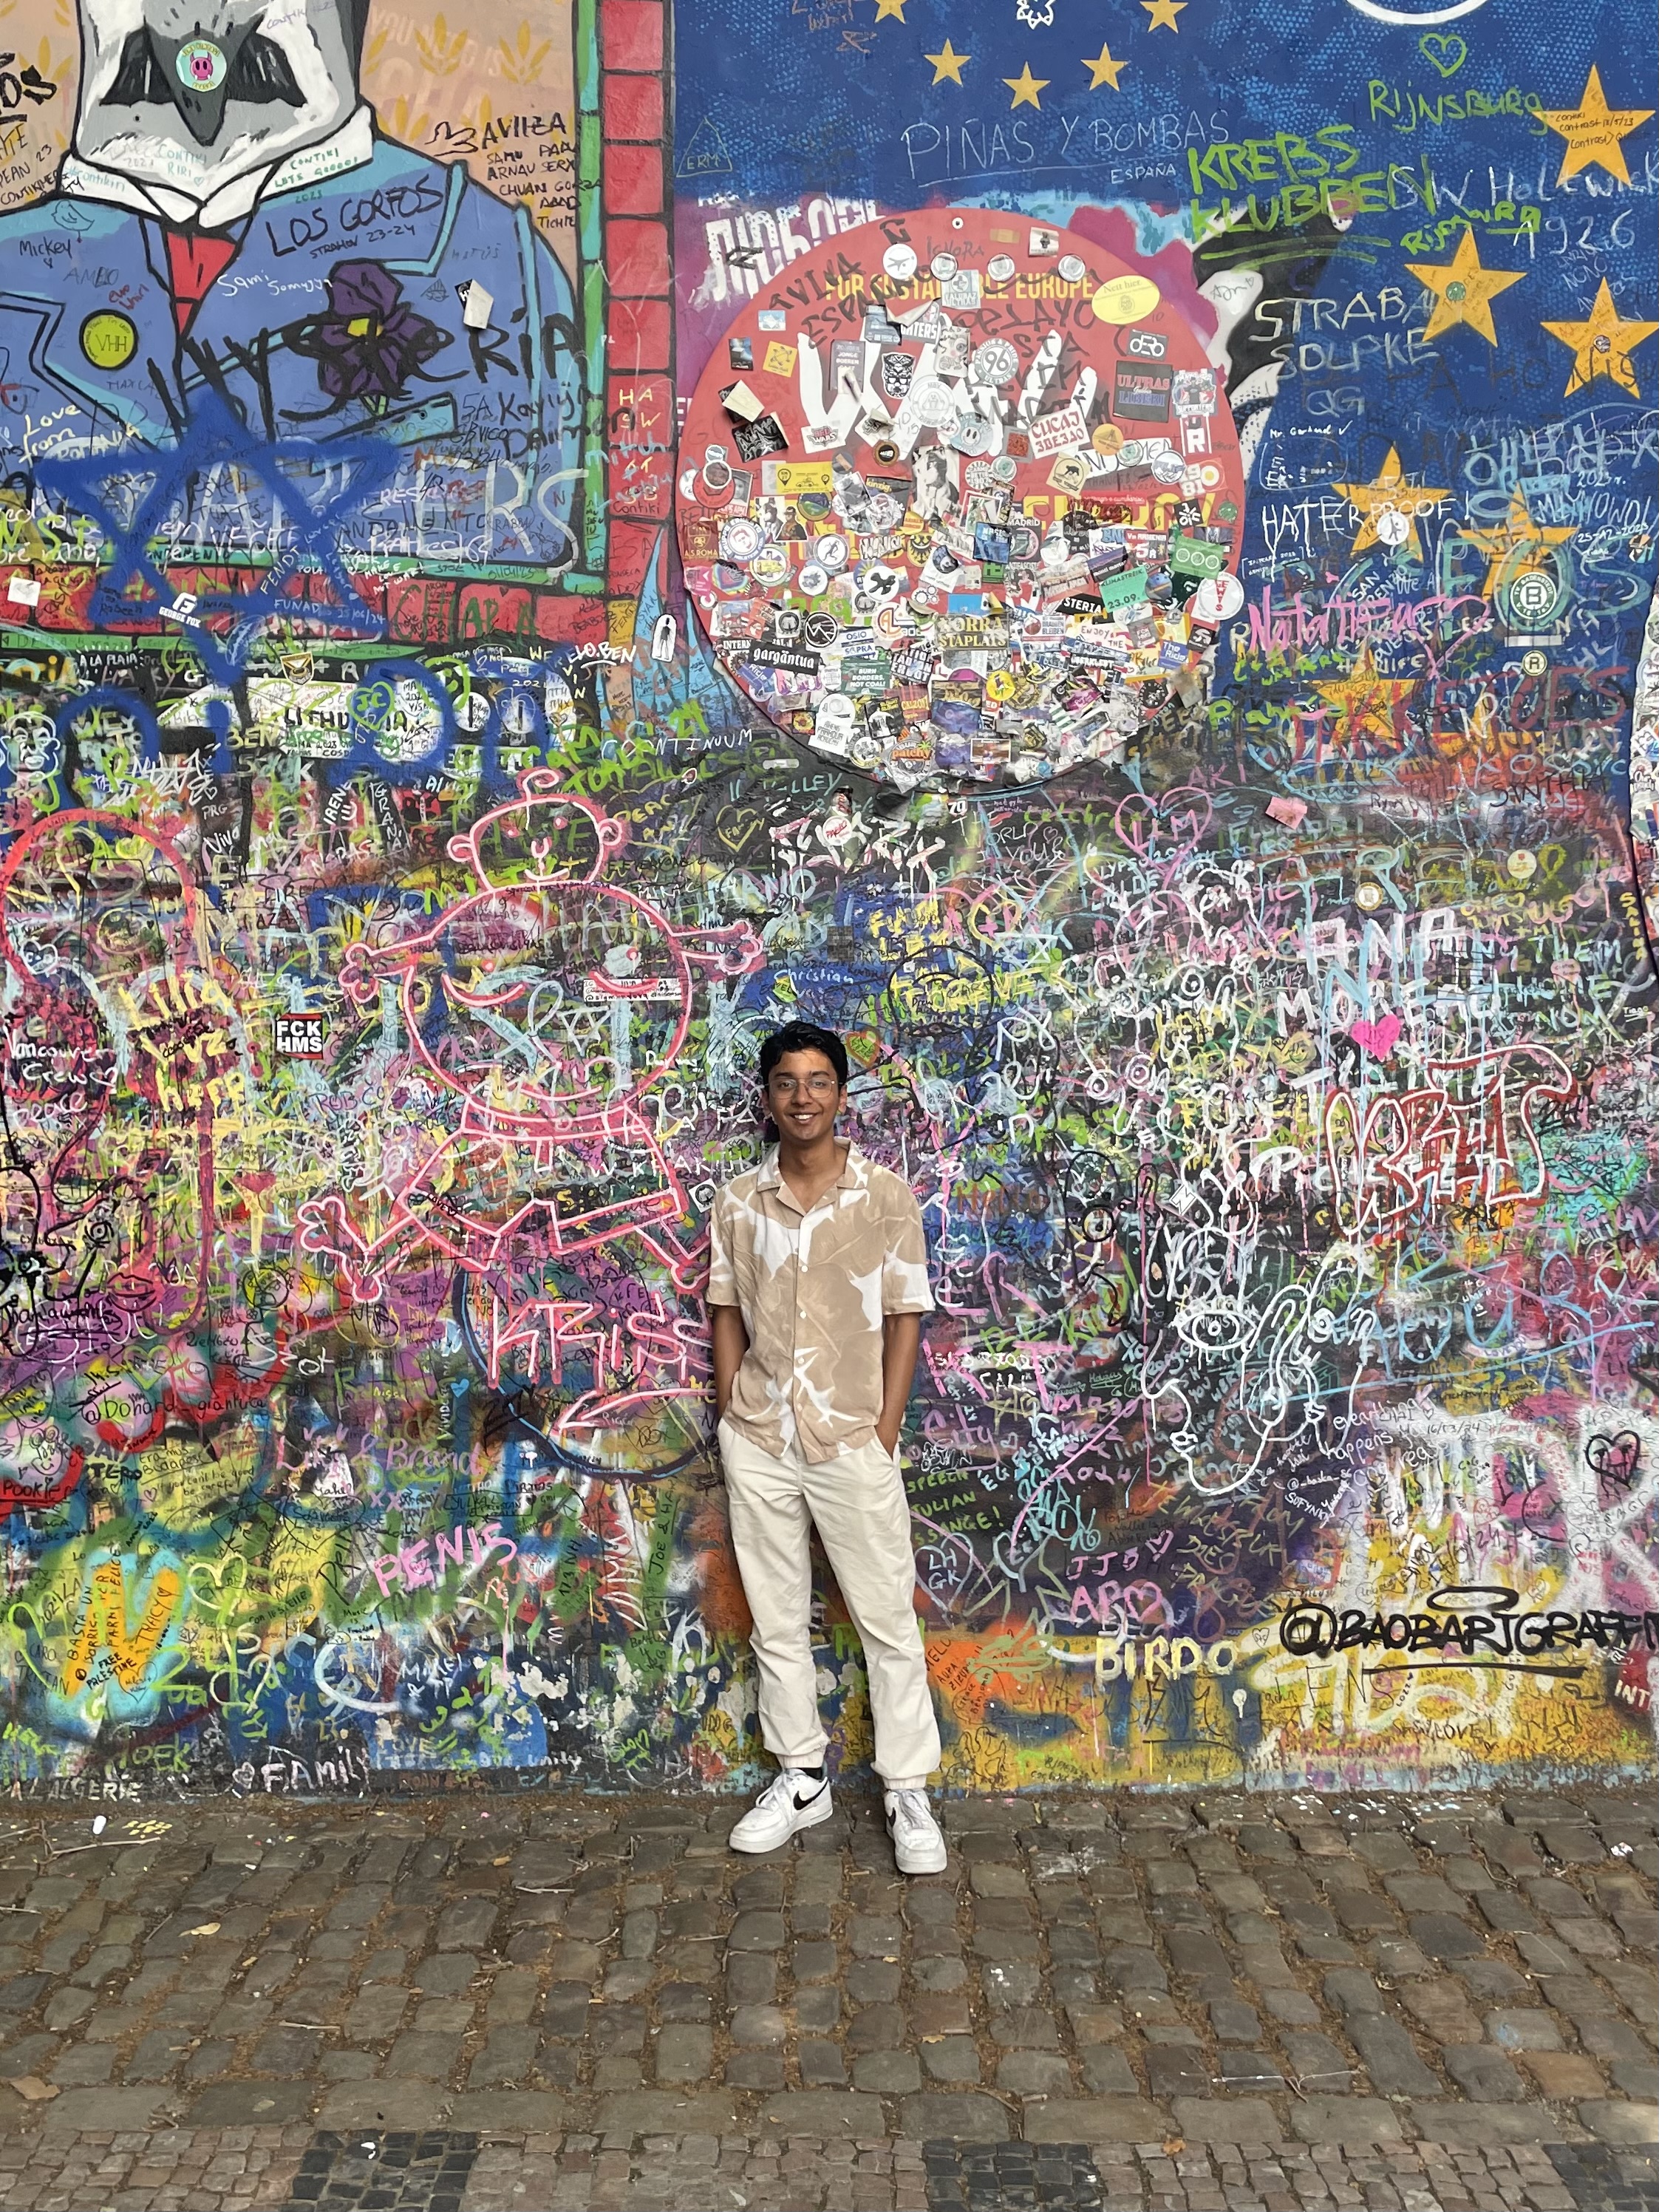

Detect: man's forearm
876,1312,921,1452
709,1304,749,1418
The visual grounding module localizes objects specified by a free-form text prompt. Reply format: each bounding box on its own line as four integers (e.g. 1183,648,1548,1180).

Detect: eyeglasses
769,1074,840,1098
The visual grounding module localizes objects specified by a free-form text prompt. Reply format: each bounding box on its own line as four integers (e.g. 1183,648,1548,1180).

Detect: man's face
75,0,364,198
766,1049,845,1145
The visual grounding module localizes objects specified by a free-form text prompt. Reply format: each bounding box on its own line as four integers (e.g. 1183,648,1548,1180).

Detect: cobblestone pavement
0,1782,1649,2208
0,2129,1655,2212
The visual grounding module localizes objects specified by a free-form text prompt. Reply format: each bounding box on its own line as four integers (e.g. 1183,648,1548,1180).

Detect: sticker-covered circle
676,208,1244,789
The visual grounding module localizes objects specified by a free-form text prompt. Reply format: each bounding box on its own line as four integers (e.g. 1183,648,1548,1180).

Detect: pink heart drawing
1114,785,1212,870
1351,1013,1401,1058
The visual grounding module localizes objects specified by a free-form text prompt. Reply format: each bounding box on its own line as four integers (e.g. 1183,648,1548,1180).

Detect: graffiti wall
0,0,1653,1800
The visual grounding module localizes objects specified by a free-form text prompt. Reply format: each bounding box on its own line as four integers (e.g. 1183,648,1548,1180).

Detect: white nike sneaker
728,1769,834,1853
885,1788,947,1875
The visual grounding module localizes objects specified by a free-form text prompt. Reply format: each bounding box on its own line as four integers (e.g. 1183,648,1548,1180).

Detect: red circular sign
677,208,1245,789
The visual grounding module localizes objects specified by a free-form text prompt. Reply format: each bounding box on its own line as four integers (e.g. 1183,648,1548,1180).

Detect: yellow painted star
1083,39,1128,89
1333,446,1451,559
1142,0,1186,28
924,36,969,84
1004,61,1049,109
1460,489,1575,600
1406,227,1525,345
1314,647,1415,746
1541,277,1659,398
1538,64,1653,185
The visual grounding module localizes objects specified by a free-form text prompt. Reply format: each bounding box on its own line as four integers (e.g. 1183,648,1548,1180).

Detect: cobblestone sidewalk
1,2128,1658,2212
0,1781,1650,2208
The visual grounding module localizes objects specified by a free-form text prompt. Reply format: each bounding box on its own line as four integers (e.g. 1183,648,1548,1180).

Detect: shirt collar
61,104,375,231
757,1141,865,1195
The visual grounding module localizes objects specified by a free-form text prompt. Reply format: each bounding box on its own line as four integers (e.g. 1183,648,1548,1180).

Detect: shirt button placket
792,1216,803,1437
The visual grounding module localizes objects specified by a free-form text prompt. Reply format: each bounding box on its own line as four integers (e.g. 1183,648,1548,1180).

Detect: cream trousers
718,1422,942,1788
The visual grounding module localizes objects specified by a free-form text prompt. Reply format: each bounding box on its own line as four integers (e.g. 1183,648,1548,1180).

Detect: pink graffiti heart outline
1113,786,1213,880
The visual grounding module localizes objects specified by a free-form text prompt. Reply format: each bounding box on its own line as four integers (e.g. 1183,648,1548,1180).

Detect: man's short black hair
758,1021,849,1088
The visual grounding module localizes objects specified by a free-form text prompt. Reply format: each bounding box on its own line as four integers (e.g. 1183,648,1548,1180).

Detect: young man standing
707,1021,947,1874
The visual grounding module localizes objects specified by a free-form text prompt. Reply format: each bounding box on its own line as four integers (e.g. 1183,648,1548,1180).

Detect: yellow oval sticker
1091,274,1162,324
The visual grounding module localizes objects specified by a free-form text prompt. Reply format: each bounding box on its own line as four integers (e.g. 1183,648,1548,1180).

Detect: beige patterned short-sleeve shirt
708,1143,934,1465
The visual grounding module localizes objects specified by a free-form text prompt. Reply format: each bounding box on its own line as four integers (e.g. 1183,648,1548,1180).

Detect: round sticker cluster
677,210,1247,789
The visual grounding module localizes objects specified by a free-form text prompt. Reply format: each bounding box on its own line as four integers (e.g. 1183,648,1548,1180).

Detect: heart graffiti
1418,31,1468,74
1350,1013,1403,1058
1114,786,1213,874
1585,1429,1641,1508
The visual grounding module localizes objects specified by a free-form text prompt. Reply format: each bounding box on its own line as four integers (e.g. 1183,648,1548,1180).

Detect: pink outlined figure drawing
296,772,764,1347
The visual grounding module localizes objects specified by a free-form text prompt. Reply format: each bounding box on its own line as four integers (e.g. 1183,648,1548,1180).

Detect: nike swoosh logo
793,1787,825,1808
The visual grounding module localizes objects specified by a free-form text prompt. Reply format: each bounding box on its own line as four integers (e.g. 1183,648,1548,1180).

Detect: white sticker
987,253,1016,283
1057,254,1085,283
882,242,917,282
6,575,41,606
1029,403,1088,458
722,380,766,422
461,282,493,330
1192,573,1245,624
